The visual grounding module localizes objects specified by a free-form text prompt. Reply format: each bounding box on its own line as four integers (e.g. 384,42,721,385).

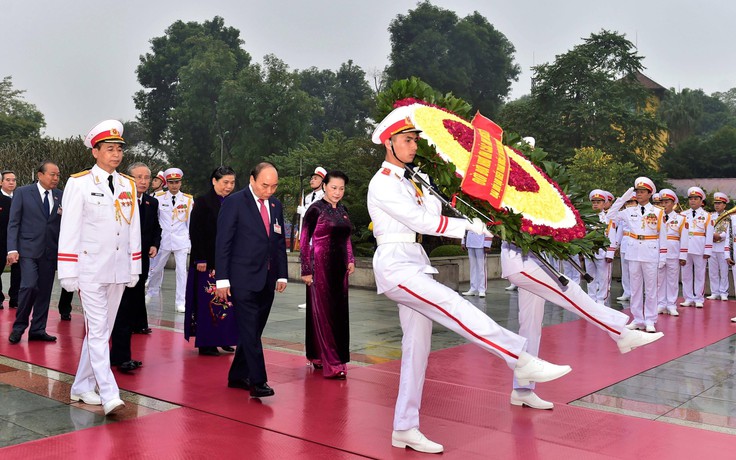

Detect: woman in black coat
184,166,238,356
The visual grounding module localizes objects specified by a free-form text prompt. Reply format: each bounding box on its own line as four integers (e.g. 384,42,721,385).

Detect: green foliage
567,147,640,195
499,30,665,168
386,1,519,117
429,244,465,258
298,60,374,139
0,137,163,189
0,76,45,142
661,126,736,178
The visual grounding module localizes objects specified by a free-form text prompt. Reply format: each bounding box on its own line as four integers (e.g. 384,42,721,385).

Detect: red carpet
1,301,736,459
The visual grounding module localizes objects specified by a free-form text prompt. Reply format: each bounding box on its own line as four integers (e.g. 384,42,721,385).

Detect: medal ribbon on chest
115,191,134,224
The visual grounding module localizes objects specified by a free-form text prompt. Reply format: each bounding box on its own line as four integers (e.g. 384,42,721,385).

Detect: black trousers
228,285,274,385
13,257,54,335
110,275,146,365
57,288,73,315
0,263,20,307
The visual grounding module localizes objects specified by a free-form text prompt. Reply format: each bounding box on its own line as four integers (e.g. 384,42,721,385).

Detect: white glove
658,261,665,270
466,218,488,236
60,278,79,292
296,205,305,216
126,275,139,288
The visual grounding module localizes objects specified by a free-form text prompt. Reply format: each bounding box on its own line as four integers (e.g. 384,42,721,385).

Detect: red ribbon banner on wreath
460,112,509,210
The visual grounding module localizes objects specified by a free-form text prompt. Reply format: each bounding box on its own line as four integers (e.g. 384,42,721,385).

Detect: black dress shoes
8,331,21,344
198,347,220,356
133,328,153,334
227,378,250,390
9,303,18,309
249,382,275,398
28,332,57,342
117,360,142,373
220,346,235,352
61,314,72,321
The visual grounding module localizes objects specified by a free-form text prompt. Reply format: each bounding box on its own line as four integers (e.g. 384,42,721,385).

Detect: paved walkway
2,268,736,449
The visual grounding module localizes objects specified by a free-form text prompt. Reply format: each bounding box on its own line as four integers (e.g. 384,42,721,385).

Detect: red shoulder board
381,168,391,175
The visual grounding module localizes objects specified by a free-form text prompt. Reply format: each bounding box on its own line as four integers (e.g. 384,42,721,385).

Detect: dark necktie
665,215,669,222
43,190,50,216
641,206,645,215
258,199,270,235
108,175,114,195
172,194,176,206
310,191,316,203
693,210,696,218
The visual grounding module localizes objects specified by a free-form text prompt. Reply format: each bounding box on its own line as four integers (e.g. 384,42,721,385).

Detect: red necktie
258,199,270,235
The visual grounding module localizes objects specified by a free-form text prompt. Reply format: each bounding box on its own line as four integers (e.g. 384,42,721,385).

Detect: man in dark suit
7,161,63,344
1,170,20,309
110,162,161,372
215,162,288,398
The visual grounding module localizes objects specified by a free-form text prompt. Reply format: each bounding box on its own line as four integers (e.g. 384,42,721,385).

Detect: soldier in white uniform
586,189,615,304
295,166,326,309
607,178,667,333
610,190,638,302
368,107,572,454
725,211,736,322
503,240,663,410
146,168,193,312
58,120,141,416
461,230,491,297
657,189,687,316
680,187,714,308
151,170,166,194
707,192,730,300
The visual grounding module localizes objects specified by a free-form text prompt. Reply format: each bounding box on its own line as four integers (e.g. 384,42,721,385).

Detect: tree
567,147,640,196
135,18,320,195
386,1,519,117
658,88,703,146
660,126,736,178
298,60,374,139
0,76,46,142
499,30,665,168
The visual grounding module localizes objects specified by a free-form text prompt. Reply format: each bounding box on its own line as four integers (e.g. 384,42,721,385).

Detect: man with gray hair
110,162,161,373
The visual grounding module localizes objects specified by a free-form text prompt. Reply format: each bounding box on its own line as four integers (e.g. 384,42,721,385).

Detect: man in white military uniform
502,240,663,410
607,177,667,333
368,106,572,454
146,168,193,312
725,210,736,322
680,187,714,308
609,190,638,302
151,170,166,194
461,229,491,297
707,192,730,301
586,189,615,304
58,120,141,416
657,189,687,316
295,166,326,309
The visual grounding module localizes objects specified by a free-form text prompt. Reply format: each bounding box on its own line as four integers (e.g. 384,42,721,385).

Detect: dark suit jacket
139,193,162,276
0,194,11,257
190,188,223,270
215,188,288,292
7,184,63,262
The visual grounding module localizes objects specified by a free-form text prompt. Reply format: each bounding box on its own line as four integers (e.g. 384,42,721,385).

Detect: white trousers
708,252,730,297
508,263,628,391
71,282,126,404
467,248,487,293
586,257,612,304
628,260,658,327
620,253,631,297
657,259,681,312
682,254,707,303
385,273,527,430
146,247,188,306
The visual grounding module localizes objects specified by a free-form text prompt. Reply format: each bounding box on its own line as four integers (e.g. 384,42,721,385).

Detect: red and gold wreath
405,103,586,242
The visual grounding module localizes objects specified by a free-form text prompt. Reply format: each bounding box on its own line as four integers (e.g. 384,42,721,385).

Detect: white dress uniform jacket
658,211,687,313
155,190,193,251
681,207,714,304
58,165,142,283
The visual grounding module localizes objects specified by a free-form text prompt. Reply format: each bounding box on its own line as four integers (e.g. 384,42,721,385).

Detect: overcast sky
2,0,734,138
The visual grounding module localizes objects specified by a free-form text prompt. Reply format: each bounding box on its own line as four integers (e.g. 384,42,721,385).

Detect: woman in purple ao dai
300,171,355,379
